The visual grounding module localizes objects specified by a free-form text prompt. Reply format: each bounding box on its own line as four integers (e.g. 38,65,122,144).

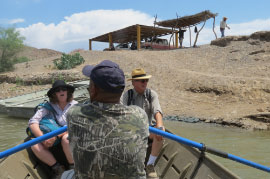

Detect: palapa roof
90,24,172,43
155,10,218,28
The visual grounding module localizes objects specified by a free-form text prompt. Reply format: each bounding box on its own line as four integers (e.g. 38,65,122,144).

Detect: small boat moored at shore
0,80,89,118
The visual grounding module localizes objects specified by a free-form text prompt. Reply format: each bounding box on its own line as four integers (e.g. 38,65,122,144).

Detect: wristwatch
158,126,164,130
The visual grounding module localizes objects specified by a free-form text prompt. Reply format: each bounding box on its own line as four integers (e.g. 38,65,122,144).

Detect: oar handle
0,126,67,159
149,126,270,173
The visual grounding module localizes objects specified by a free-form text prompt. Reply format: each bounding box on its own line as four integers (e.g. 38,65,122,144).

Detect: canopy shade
155,10,218,28
90,24,173,43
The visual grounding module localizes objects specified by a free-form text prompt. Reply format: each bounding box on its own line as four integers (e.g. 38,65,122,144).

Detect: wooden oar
0,126,67,159
1,126,270,174
149,126,270,173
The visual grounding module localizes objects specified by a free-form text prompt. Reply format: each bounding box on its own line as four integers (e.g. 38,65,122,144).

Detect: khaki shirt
120,88,162,125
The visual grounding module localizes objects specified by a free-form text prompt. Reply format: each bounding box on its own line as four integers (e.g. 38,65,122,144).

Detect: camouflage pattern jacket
67,101,149,179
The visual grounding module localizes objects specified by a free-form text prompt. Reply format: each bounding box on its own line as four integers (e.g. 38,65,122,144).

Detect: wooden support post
175,31,178,48
108,33,113,49
193,20,206,47
169,27,174,49
137,25,141,50
89,39,92,51
189,26,191,47
212,17,217,39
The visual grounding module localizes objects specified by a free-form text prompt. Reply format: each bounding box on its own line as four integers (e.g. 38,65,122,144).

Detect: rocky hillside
1,31,270,130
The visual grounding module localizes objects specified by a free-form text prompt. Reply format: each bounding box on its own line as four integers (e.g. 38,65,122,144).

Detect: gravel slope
1,31,270,130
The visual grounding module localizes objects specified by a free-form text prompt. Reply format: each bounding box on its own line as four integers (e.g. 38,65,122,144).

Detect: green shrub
53,53,85,70
0,27,25,72
15,76,24,86
14,56,30,64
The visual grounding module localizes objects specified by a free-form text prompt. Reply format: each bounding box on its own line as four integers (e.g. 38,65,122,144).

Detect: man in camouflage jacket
66,60,149,179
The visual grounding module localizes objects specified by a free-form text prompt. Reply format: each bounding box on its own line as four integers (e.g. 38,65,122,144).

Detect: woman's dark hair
49,90,74,104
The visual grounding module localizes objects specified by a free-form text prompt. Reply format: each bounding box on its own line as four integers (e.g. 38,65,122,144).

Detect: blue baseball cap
82,60,125,93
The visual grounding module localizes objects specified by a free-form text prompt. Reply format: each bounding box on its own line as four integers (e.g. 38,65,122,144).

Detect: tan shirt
120,88,162,125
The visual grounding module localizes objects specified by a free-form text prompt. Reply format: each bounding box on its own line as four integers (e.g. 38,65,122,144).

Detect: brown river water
1,114,270,179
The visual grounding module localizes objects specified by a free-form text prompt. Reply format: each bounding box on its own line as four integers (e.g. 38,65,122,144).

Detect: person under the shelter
178,28,186,48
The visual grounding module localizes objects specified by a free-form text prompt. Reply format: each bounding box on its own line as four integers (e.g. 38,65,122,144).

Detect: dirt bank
1,31,270,130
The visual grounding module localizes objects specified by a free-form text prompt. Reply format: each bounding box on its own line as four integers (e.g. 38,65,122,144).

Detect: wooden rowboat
0,133,239,179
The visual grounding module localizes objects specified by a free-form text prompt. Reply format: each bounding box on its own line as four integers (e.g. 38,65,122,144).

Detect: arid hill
16,46,63,60
1,31,270,130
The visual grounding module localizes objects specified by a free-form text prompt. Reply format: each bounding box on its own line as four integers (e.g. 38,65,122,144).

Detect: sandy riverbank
1,31,270,130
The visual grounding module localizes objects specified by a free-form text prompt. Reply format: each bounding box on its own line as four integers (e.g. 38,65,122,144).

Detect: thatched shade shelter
155,10,217,28
155,10,218,47
89,10,218,50
89,24,173,50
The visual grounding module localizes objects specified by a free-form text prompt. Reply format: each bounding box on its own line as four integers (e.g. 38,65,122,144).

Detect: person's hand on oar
155,126,165,141
42,137,57,148
0,126,67,159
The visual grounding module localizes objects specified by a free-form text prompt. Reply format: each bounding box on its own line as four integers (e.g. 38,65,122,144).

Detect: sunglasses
55,87,68,93
135,79,149,83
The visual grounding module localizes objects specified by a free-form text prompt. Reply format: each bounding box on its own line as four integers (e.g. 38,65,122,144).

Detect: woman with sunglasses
28,80,78,178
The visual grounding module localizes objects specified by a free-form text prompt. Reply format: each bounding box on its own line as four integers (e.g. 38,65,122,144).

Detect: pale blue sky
1,0,270,52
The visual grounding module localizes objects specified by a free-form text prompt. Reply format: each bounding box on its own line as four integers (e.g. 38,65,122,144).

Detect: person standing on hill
220,17,230,37
121,68,165,179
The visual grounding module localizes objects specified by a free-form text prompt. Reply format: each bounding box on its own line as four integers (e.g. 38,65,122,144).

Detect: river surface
164,121,270,179
1,114,270,179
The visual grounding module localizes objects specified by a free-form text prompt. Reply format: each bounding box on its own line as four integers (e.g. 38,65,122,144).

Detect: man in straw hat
66,60,149,178
220,17,230,37
121,68,164,179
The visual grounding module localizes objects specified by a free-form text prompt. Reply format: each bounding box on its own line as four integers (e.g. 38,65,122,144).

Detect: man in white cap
121,68,164,179
220,17,230,37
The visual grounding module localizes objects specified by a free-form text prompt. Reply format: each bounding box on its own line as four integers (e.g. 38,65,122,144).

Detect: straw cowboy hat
128,68,152,81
